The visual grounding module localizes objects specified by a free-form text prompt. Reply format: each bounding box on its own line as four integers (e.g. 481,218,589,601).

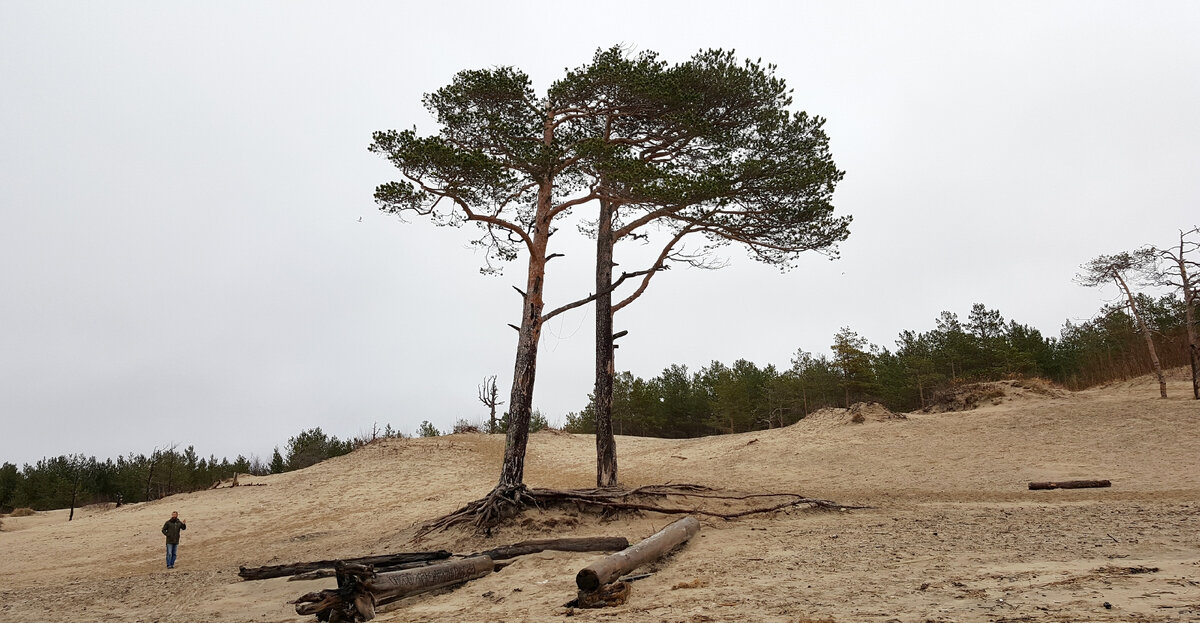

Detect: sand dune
3,374,1199,622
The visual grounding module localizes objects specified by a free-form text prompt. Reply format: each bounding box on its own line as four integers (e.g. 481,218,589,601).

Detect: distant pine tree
269,448,285,474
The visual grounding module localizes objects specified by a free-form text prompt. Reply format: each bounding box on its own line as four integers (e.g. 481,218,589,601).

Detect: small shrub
452,419,482,434
11,507,35,517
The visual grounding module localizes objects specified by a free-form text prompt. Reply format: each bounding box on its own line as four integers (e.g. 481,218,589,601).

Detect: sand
2,372,1199,622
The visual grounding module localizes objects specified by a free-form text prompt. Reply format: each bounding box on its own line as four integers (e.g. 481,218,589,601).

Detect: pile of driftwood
274,518,701,621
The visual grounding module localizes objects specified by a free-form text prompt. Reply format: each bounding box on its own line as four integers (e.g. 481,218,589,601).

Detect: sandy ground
3,372,1199,622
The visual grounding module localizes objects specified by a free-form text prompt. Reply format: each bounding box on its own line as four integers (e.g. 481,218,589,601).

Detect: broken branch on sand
1028,480,1112,490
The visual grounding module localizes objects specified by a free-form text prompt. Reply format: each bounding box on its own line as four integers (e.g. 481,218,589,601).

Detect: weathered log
288,559,444,581
240,550,451,580
365,556,495,605
1029,480,1112,490
475,536,630,560
295,556,495,621
576,516,700,593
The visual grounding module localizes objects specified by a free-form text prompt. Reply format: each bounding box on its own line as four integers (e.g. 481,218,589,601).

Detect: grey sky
2,2,1197,467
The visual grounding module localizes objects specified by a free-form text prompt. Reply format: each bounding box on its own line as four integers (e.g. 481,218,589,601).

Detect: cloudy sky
2,1,1197,467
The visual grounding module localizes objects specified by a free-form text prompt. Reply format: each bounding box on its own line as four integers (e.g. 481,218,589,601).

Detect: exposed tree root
419,483,866,535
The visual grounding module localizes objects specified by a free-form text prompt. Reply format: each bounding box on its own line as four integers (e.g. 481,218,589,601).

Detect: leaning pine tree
370,65,610,518
551,48,850,486
1077,251,1168,398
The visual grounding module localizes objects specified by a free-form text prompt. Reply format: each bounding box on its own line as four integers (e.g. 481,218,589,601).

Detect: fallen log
240,550,451,581
475,536,629,560
576,516,700,593
288,559,444,582
1029,480,1112,490
294,556,494,621
366,556,494,605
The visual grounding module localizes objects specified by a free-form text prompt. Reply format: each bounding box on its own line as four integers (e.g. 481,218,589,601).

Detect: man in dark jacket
161,511,187,569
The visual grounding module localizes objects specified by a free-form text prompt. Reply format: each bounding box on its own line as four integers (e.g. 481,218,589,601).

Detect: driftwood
280,537,627,582
1029,480,1112,490
294,556,494,621
576,516,700,593
239,550,451,581
474,536,630,560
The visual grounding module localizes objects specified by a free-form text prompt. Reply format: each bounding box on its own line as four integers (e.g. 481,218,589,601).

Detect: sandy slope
2,374,1199,622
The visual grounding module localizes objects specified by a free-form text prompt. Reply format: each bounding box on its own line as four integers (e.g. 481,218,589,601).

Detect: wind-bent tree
1144,227,1200,399
551,48,849,486
1078,251,1167,398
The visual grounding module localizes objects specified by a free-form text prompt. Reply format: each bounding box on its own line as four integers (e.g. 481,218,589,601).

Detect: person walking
161,511,187,569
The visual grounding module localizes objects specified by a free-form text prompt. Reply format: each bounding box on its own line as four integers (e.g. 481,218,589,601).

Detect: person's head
171,511,178,519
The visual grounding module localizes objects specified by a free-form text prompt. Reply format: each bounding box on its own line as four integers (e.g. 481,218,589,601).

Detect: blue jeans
166,543,178,568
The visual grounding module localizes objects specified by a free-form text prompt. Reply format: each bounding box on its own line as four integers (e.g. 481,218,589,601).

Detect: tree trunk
144,456,156,502
1174,246,1199,399
594,198,618,488
1114,273,1167,398
576,515,700,592
68,470,80,521
497,182,552,489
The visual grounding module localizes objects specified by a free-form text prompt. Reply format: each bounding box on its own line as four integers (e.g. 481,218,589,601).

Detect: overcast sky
2,1,1197,467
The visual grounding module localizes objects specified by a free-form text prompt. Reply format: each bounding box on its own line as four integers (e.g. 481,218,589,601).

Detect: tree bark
239,550,452,581
294,557,494,620
364,556,494,605
1113,272,1167,398
576,516,700,592
1028,480,1111,490
594,197,619,488
497,181,552,489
